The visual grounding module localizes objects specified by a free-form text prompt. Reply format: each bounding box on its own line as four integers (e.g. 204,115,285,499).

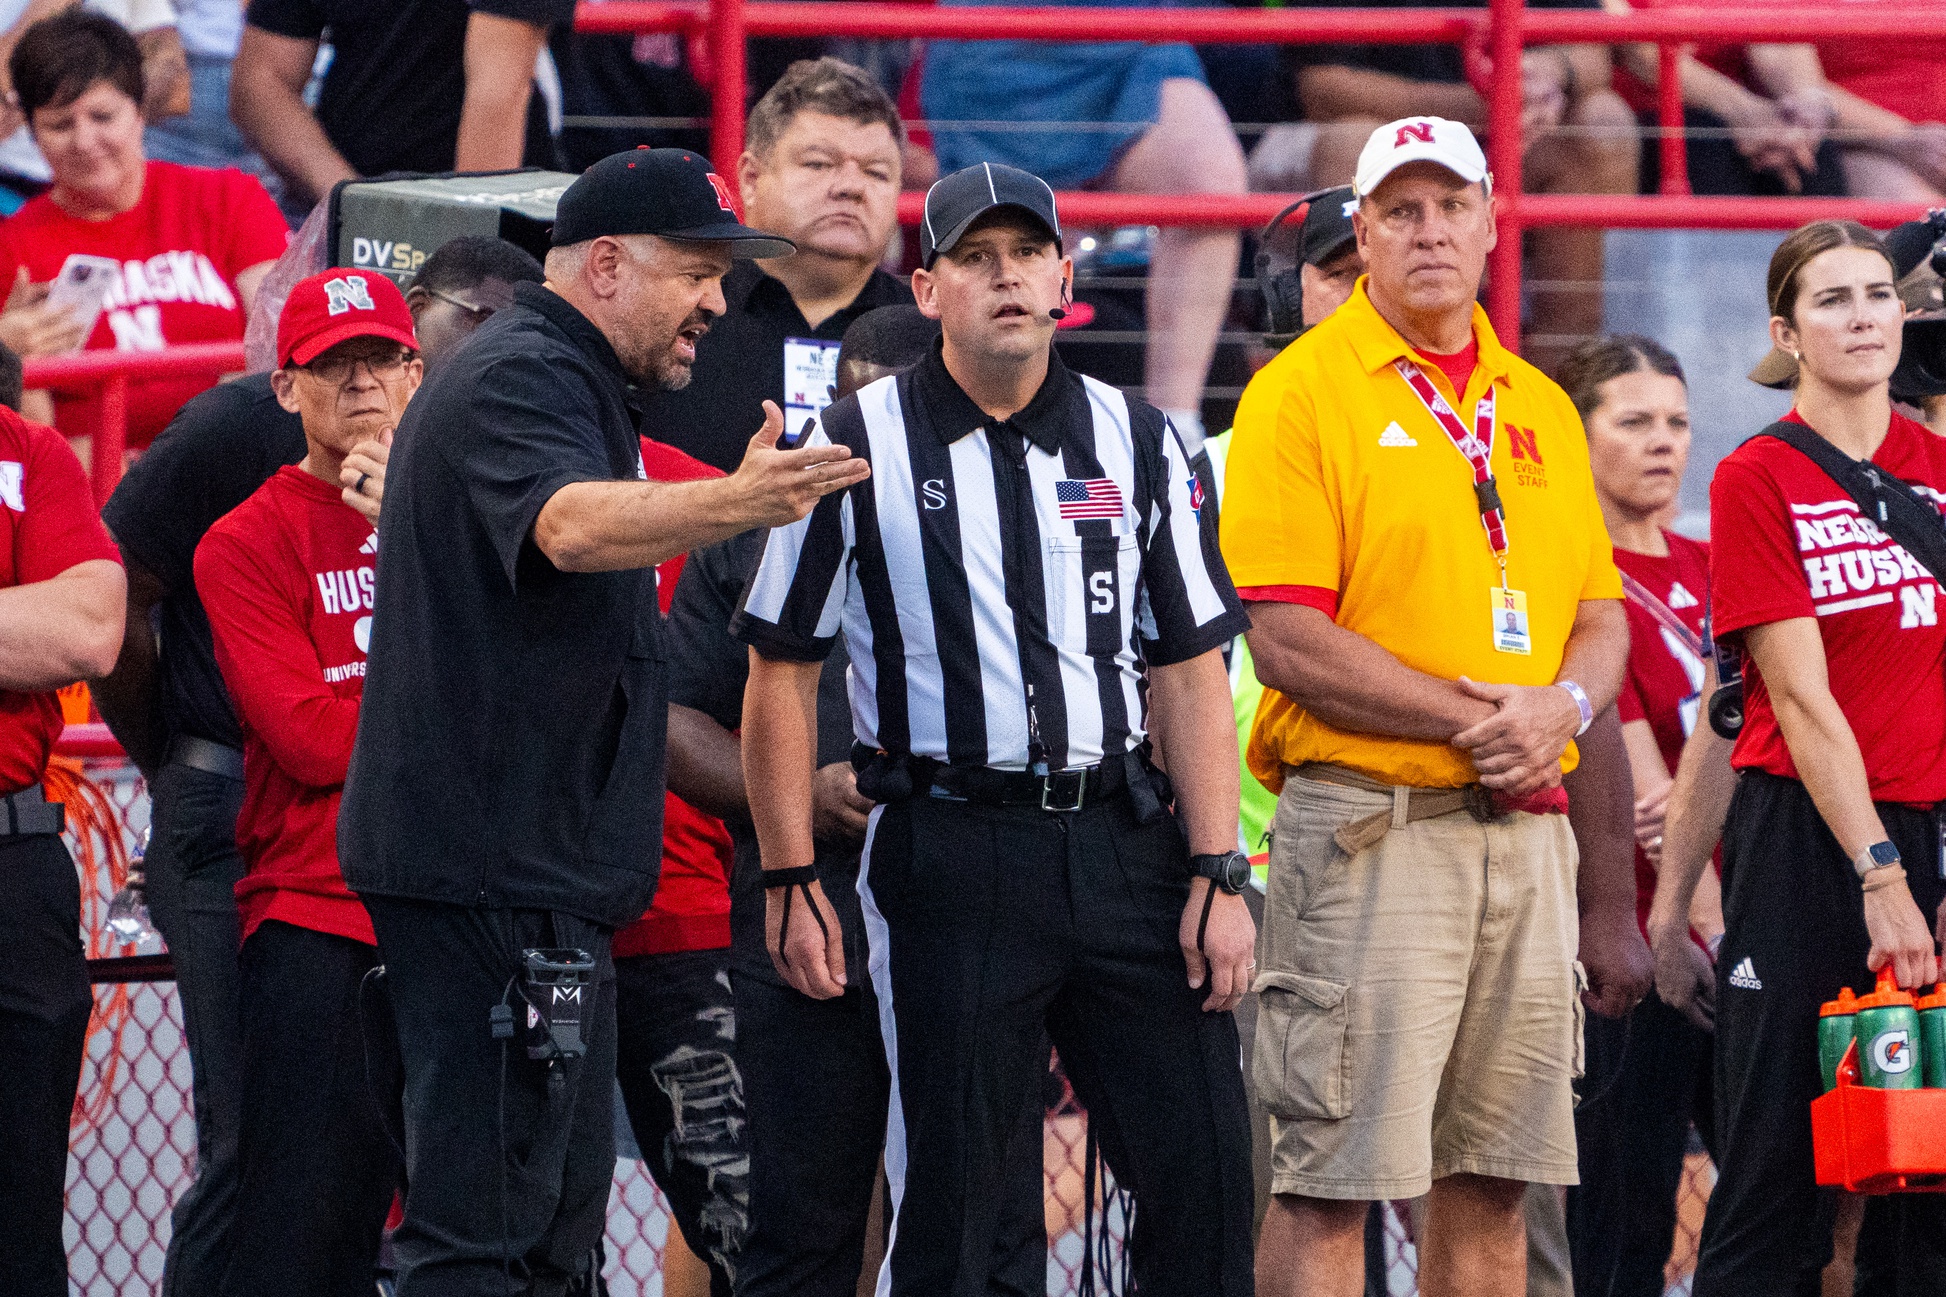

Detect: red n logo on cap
1394,121,1437,147
706,173,739,216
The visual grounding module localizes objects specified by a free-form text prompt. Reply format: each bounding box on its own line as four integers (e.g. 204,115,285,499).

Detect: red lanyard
1394,357,1509,587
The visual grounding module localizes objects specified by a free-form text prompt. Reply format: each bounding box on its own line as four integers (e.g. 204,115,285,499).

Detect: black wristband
762,865,819,889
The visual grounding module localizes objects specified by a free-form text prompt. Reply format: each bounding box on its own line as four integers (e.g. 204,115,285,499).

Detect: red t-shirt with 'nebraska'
1615,532,1711,934
611,437,733,958
1710,410,1946,805
197,466,376,946
0,161,289,451
0,409,121,792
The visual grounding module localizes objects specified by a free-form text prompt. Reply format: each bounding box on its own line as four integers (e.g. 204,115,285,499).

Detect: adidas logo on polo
1378,422,1417,447
1729,957,1762,990
1668,582,1699,609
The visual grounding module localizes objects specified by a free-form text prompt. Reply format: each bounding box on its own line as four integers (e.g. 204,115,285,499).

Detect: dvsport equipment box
327,169,574,286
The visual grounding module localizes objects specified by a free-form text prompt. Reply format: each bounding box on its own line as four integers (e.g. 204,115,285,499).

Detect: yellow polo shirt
1219,279,1621,790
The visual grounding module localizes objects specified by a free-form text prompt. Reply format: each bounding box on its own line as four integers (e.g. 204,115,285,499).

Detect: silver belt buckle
1041,768,1089,812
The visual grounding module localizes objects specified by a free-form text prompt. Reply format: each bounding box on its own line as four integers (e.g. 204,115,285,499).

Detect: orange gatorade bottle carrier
1814,971,1946,1193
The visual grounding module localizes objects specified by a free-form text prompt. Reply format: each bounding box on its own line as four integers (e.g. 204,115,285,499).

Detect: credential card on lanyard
784,337,842,441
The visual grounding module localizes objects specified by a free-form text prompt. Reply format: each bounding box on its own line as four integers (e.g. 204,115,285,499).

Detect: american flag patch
1056,478,1125,520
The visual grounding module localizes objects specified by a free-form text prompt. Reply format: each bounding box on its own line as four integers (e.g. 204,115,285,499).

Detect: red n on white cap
1353,117,1491,199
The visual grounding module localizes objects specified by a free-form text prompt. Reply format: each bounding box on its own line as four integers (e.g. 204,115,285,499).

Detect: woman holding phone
0,11,285,452
1693,219,1946,1295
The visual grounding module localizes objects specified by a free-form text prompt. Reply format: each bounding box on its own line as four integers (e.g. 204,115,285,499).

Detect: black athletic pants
144,760,247,1297
365,897,617,1297
1567,988,1714,1297
734,967,1047,1297
859,790,1256,1297
614,947,746,1297
1695,771,1946,1297
0,831,92,1297
221,920,399,1297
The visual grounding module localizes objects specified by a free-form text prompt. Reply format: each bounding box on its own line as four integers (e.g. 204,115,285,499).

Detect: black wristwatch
1190,850,1251,896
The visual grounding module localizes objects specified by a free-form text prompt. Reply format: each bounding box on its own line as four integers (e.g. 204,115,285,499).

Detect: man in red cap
194,267,422,1297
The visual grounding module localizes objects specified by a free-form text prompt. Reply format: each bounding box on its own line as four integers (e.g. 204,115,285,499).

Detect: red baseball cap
277,269,420,368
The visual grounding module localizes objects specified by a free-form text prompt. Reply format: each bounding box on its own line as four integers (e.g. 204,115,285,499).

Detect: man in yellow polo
1220,117,1628,1297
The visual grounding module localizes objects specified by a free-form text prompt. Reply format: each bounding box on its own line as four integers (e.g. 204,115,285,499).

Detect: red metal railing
25,342,244,507
32,4,1938,506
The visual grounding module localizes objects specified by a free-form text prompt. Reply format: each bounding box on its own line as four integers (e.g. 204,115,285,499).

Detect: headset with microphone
1256,191,1323,348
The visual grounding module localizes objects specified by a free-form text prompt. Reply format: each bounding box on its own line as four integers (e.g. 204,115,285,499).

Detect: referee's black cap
552,147,797,258
920,163,1062,269
1299,185,1358,267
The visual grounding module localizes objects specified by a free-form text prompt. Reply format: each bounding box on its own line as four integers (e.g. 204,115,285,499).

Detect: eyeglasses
302,347,413,386
425,286,499,320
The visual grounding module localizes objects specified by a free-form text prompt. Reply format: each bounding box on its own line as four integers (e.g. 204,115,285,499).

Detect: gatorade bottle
1855,970,1924,1090
1917,984,1946,1087
1820,987,1859,1092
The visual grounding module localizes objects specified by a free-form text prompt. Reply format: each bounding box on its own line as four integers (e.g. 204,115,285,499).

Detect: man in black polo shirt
645,57,909,472
93,234,542,1297
339,148,867,1296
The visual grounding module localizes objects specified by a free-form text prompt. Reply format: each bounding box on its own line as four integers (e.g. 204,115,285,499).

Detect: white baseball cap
1353,117,1491,199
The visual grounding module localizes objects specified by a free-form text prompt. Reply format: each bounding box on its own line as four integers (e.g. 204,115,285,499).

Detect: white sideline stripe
857,805,903,1297
1814,592,1895,616
1791,500,1859,516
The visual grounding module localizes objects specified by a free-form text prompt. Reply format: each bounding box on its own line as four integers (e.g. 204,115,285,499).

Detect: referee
736,162,1258,1297
338,148,868,1296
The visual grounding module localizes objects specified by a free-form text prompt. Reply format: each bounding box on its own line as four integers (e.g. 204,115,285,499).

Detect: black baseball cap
551,147,796,258
1300,185,1358,267
920,163,1062,269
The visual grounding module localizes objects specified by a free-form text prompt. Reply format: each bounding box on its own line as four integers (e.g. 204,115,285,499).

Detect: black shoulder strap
1755,420,1946,586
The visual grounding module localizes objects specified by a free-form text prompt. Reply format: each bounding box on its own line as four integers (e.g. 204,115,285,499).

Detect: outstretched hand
732,400,871,528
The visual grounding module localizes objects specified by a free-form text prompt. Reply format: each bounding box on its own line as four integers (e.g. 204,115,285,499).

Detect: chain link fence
56,759,1714,1296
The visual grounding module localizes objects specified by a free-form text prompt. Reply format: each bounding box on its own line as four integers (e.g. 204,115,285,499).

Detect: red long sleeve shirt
196,465,376,946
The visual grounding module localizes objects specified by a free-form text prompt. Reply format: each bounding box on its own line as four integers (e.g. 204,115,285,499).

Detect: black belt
853,743,1148,814
167,735,244,781
0,783,65,837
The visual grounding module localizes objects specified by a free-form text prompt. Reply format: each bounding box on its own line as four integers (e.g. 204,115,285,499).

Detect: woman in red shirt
0,12,287,452
1694,221,1946,1294
1557,334,1725,1296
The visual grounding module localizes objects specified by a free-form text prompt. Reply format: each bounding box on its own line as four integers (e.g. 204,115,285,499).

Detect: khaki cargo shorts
1252,770,1584,1200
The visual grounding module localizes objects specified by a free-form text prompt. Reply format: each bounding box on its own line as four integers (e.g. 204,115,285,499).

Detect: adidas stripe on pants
1695,771,1946,1296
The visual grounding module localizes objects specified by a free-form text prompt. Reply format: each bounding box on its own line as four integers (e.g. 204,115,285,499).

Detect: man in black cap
338,147,869,1297
737,161,1257,1296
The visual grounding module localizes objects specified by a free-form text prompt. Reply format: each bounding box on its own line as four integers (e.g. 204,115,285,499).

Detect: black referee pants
859,791,1255,1297
143,761,247,1297
221,920,399,1297
734,968,1048,1297
1694,771,1946,1297
0,831,92,1297
365,897,617,1297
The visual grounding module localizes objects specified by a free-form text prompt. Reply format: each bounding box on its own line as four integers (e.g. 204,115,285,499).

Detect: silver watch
1854,840,1902,880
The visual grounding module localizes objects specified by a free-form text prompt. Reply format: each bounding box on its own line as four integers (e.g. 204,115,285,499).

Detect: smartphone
780,416,816,451
46,254,122,347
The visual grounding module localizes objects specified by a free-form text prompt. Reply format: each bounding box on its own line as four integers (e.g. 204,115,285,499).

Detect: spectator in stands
231,0,572,219
0,11,287,451
1288,0,1639,373
647,58,910,473
1690,219,1946,1294
91,233,542,1297
1557,334,1724,1297
144,0,277,189
194,268,421,1297
921,12,1248,445
1221,117,1632,1297
0,404,124,1297
1608,10,1847,195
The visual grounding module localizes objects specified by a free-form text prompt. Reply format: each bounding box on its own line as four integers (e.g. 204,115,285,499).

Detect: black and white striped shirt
732,345,1247,771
